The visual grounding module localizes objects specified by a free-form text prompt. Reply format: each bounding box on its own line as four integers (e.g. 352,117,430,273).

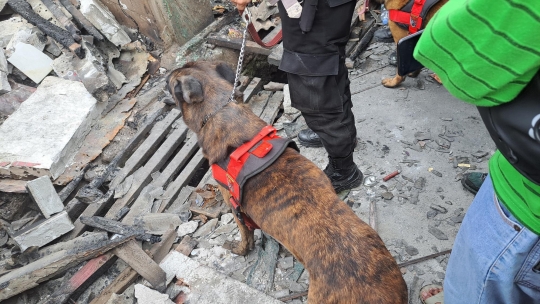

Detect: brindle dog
379,0,448,88
167,61,408,303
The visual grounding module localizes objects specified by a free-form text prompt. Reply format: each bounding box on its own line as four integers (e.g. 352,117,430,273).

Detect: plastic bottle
381,4,389,25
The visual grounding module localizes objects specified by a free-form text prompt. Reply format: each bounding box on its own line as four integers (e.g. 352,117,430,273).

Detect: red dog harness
389,0,442,33
212,126,298,230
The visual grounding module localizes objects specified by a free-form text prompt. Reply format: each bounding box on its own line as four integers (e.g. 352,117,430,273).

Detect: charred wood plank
259,91,283,125
89,229,176,304
40,0,81,42
7,0,83,58
58,0,104,41
113,240,166,291
108,108,181,189
79,216,159,243
0,235,133,301
105,118,187,218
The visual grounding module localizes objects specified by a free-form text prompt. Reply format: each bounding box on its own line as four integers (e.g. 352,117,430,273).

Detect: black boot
298,128,323,147
324,153,363,193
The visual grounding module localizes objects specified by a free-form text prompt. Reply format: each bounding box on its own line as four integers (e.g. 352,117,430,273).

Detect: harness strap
388,0,428,34
239,9,283,48
212,126,298,231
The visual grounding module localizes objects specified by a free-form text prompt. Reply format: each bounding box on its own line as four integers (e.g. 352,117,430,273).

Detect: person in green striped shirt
414,0,540,303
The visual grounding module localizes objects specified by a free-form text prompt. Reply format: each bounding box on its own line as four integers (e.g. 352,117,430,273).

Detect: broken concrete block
7,42,53,84
139,213,182,235
79,0,131,47
0,48,10,94
12,211,74,251
5,27,47,57
0,76,100,180
160,251,284,304
26,176,64,218
52,41,116,102
134,284,174,304
0,0,7,11
0,16,33,48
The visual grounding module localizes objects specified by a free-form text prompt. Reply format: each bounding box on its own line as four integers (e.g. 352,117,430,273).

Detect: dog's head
166,61,242,133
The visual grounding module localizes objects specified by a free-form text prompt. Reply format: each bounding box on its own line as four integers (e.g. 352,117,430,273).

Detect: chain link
229,9,250,103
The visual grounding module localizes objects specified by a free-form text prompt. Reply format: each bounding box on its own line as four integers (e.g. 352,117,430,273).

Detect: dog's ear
180,76,204,104
168,75,204,105
215,62,236,84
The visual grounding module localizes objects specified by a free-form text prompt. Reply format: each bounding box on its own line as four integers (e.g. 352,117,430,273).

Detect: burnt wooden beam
0,235,133,301
7,0,83,58
349,18,377,60
80,216,160,243
58,0,104,41
40,0,81,42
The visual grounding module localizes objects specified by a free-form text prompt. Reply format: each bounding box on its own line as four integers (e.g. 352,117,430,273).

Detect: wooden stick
397,249,452,268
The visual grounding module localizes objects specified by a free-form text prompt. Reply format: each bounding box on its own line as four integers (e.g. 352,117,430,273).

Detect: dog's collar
201,99,235,129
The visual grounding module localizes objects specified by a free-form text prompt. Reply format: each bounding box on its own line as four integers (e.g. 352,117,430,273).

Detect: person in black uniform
230,0,363,193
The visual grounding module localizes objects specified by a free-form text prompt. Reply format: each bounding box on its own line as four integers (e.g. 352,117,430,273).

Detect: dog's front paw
382,75,406,88
223,240,253,256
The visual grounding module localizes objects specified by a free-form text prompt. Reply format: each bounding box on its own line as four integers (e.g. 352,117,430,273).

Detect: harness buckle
410,14,419,28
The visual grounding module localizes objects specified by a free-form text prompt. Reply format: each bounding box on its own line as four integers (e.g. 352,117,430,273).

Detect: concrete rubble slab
0,48,10,94
0,0,7,11
159,251,284,304
7,42,53,84
0,76,100,180
12,211,74,251
79,0,131,47
0,16,33,49
26,176,64,218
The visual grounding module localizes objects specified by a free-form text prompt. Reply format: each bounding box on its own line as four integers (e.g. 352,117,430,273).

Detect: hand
230,0,252,11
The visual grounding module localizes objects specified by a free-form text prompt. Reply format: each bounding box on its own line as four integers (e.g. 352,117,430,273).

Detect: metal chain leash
229,8,251,103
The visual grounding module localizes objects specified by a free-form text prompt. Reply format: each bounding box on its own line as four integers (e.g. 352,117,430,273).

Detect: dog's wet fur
379,0,448,88
167,61,408,303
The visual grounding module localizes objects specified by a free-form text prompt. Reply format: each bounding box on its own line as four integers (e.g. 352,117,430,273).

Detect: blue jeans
444,175,540,304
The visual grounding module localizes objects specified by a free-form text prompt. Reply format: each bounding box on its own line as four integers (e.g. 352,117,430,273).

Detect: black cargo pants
278,0,357,158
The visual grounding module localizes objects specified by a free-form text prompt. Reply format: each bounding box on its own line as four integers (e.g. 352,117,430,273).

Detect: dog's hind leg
218,185,255,256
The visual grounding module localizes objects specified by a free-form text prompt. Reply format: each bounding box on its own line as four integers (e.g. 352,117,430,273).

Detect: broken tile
0,76,99,179
7,42,53,84
26,176,64,218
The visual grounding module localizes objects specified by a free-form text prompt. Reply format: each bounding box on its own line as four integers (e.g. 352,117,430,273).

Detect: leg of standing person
278,0,363,192
443,176,540,304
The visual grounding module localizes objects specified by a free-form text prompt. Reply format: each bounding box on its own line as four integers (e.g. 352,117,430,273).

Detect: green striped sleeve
414,0,540,107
